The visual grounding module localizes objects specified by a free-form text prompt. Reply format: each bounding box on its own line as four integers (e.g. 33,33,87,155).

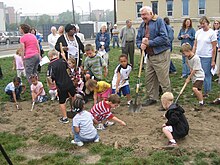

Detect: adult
58,25,65,36
213,20,220,76
178,18,196,78
193,16,217,97
120,19,136,68
19,24,40,83
136,6,171,106
48,26,59,50
75,25,85,44
55,24,84,67
112,24,120,48
31,28,44,73
164,17,176,74
95,24,110,65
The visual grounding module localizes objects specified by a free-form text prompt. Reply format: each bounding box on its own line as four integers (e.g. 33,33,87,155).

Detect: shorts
193,80,203,90
86,70,101,81
112,85,130,97
58,84,76,104
17,69,26,78
164,126,173,132
97,88,111,99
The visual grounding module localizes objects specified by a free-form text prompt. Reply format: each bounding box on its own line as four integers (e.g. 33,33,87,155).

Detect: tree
57,10,80,24
23,17,36,27
38,14,54,26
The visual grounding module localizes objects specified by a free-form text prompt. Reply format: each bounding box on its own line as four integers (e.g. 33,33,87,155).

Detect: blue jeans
112,36,119,48
182,55,190,77
73,129,99,143
169,60,176,73
200,57,212,94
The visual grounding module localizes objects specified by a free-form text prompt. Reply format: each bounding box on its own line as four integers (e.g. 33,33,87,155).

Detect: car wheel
6,39,10,45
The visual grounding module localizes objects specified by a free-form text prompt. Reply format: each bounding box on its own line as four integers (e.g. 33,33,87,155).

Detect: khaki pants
145,49,171,100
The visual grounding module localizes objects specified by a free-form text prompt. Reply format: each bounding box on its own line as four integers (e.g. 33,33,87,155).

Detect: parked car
5,32,20,44
0,32,10,44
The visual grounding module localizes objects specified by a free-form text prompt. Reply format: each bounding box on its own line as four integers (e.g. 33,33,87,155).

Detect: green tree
23,17,35,27
57,10,80,24
38,14,53,26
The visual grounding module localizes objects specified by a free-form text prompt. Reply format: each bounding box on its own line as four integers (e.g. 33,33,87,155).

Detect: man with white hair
48,26,59,50
136,6,171,106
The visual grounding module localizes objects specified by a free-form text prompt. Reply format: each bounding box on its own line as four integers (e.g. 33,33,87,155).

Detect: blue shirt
136,16,170,55
95,32,110,52
177,28,195,46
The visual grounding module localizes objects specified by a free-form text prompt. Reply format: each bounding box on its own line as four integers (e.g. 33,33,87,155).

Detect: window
136,2,143,18
182,0,189,16
151,1,158,15
167,0,173,16
198,0,205,15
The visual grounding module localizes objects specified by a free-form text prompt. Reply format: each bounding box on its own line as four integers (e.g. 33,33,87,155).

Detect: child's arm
12,57,16,70
36,87,44,97
116,72,121,93
111,116,126,126
21,84,26,94
74,126,80,133
12,91,18,105
93,118,99,125
93,92,98,105
185,70,196,84
103,66,108,77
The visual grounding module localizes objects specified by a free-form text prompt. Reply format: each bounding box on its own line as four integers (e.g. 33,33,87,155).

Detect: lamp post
76,6,83,22
72,0,75,24
15,8,22,30
114,0,117,24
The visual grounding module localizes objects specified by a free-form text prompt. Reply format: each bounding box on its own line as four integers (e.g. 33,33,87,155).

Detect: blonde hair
85,79,97,90
180,43,192,52
68,57,76,65
16,48,22,55
161,92,174,102
48,49,58,59
107,94,121,104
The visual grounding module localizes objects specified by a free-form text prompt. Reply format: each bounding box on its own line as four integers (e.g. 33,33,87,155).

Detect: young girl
30,74,47,103
47,77,58,101
85,79,111,105
112,54,132,105
13,48,26,78
90,94,126,130
71,98,99,147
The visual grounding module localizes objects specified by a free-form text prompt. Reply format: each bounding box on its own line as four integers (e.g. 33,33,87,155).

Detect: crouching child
161,92,189,146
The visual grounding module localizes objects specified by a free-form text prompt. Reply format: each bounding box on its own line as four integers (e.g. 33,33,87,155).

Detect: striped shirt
90,101,114,121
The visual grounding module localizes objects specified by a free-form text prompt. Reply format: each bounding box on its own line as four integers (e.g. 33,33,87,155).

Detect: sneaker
94,138,100,143
104,121,115,127
211,99,220,105
96,123,105,130
71,140,84,147
59,117,69,124
167,141,177,146
127,100,131,106
194,103,204,111
142,99,157,107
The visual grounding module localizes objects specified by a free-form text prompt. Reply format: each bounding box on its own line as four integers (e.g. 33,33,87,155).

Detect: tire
6,39,10,45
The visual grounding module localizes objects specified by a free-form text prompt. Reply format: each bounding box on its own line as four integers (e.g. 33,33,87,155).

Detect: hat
65,23,76,33
114,24,117,27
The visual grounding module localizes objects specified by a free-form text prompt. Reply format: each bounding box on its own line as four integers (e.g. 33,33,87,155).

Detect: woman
31,27,44,73
178,18,196,78
19,24,40,84
58,25,64,36
55,24,84,67
193,16,217,97
95,24,110,65
213,20,220,76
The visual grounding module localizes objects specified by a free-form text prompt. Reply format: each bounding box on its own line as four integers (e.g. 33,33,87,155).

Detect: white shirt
5,82,15,92
48,33,59,50
112,64,132,89
76,33,85,44
73,110,97,139
195,29,217,58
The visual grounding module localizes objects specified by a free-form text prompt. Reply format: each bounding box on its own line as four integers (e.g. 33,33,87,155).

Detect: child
13,48,26,78
161,92,189,146
112,54,132,105
5,77,26,108
47,77,58,101
47,50,76,124
90,94,126,130
71,98,99,147
86,79,111,105
181,43,205,110
30,74,47,103
84,44,108,81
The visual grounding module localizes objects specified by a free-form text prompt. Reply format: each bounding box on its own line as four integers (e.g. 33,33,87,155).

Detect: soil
0,98,220,162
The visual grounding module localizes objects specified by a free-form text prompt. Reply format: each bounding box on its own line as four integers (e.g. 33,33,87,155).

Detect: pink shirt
20,33,39,59
14,54,24,70
31,81,46,96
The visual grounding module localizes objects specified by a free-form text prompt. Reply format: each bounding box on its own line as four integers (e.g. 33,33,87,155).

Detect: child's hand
162,123,166,127
185,77,190,84
104,70,108,77
116,88,119,93
120,120,126,126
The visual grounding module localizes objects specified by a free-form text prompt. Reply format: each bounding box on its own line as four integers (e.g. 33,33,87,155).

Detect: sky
1,0,114,14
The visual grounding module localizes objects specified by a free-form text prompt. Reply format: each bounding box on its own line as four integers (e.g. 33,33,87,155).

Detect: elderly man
48,26,59,50
120,19,136,68
136,6,171,106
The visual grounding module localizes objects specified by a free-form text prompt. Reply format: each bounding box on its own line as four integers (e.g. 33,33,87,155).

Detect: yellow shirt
94,81,111,93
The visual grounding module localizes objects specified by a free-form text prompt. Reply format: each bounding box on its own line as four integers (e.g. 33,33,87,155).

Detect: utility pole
72,0,75,24
114,0,117,24
89,1,91,21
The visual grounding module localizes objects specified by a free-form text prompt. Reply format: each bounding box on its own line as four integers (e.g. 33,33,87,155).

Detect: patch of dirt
1,99,220,160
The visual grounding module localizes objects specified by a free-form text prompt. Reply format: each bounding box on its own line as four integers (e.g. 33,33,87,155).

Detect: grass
0,47,220,164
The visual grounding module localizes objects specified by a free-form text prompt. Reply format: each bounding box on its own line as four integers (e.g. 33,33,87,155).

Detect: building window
151,1,158,15
198,0,205,15
136,2,143,18
182,0,189,16
167,0,173,16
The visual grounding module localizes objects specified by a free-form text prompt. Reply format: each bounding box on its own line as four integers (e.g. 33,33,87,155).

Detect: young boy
161,92,189,146
112,54,132,105
5,77,26,109
47,50,76,124
181,43,205,110
90,94,126,130
84,44,108,81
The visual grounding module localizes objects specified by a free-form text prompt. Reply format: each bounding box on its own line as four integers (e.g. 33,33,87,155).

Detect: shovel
30,101,35,111
175,82,188,104
129,50,145,112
